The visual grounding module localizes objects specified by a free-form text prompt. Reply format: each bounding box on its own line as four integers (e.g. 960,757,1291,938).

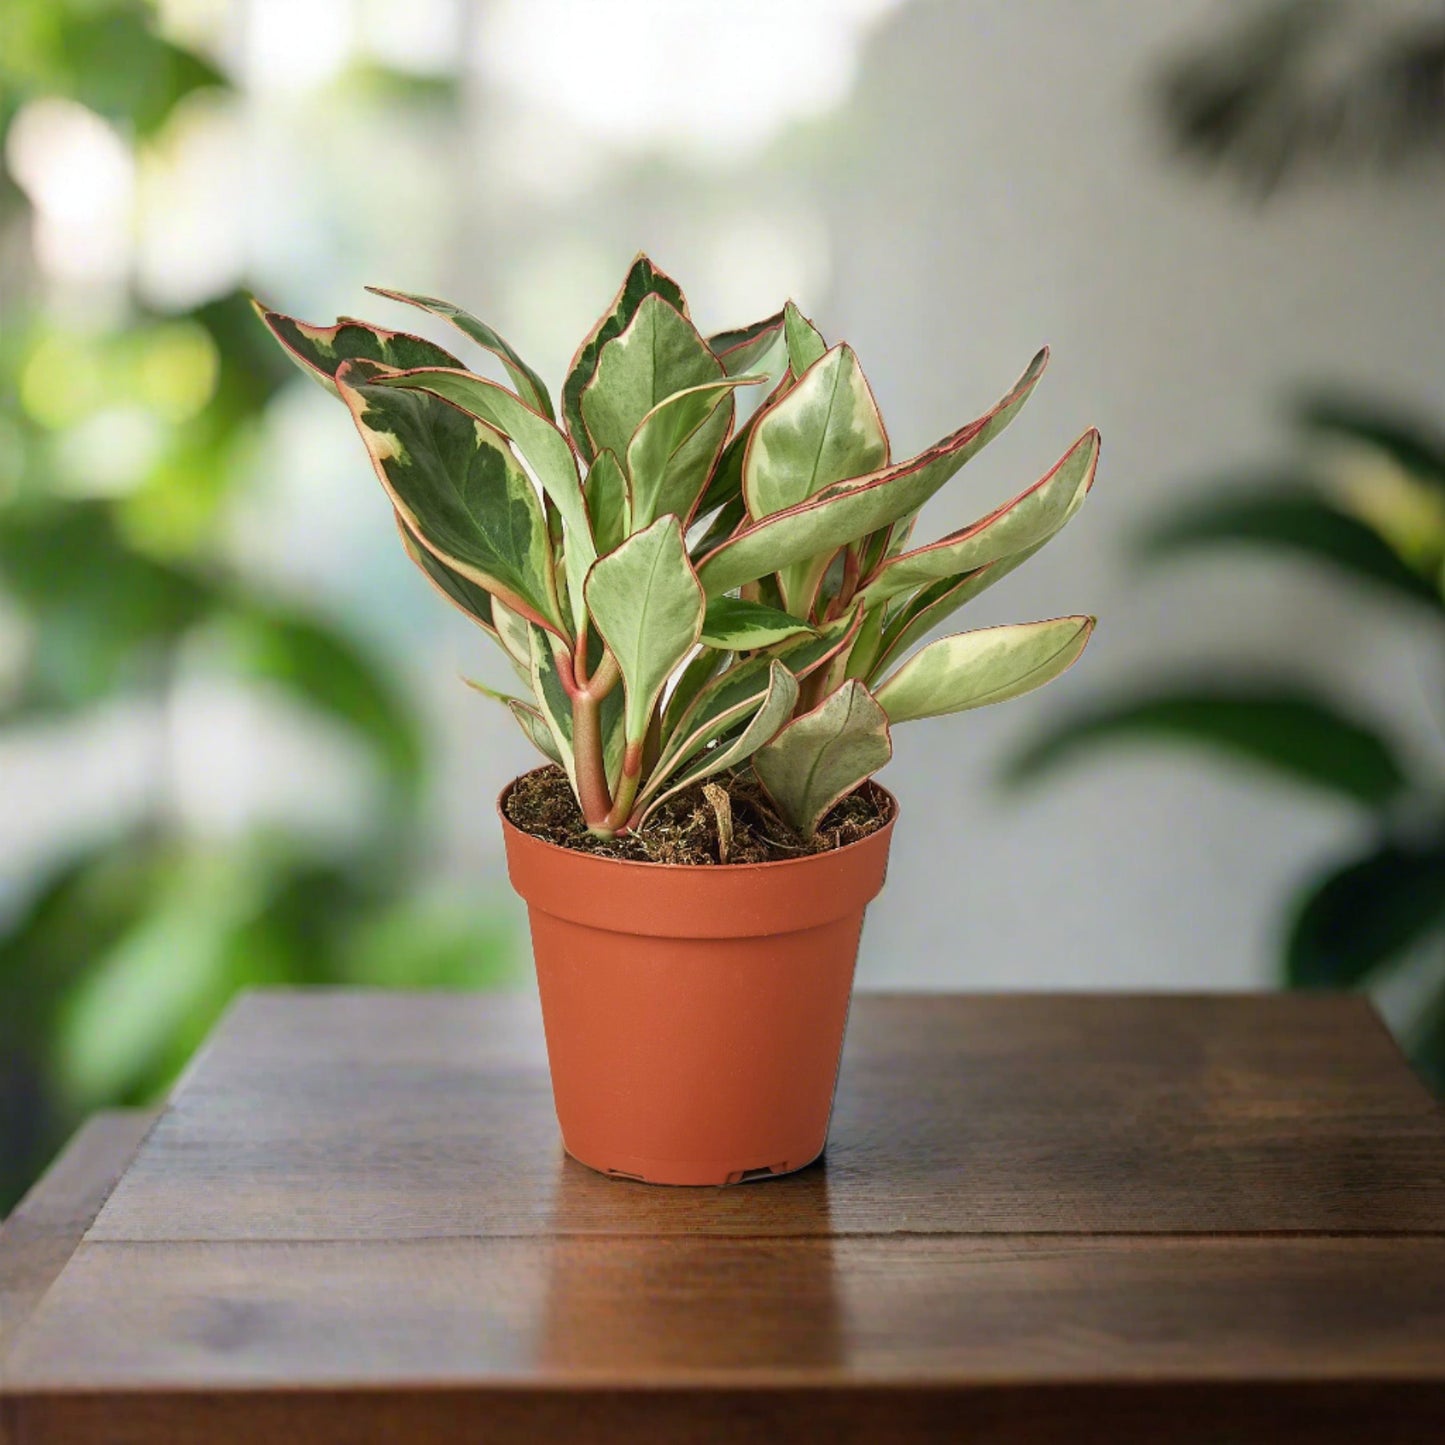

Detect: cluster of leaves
258,257,1099,840
0,1,511,1214
1011,395,1445,1090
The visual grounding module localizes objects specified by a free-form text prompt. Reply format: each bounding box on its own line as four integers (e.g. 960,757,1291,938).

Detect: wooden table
2,992,1443,1443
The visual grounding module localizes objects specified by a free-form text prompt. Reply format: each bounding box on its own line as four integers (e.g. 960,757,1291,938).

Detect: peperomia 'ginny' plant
255,257,1098,840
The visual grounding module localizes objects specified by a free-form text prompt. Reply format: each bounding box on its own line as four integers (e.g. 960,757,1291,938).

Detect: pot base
563,1140,824,1188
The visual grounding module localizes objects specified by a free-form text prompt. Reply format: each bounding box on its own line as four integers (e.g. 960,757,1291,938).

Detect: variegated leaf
708,310,785,375
782,300,826,375
463,674,563,765
365,287,553,418
859,429,1099,605
754,680,892,838
490,596,533,672
253,302,459,394
627,378,759,528
638,660,799,823
563,254,689,462
583,516,704,744
875,616,1095,724
743,343,888,521
336,362,564,635
375,366,592,632
698,348,1049,597
866,496,1093,682
660,606,863,759
692,367,797,533
528,623,578,788
662,647,723,737
700,596,815,650
580,294,724,471
395,512,495,633
584,450,630,557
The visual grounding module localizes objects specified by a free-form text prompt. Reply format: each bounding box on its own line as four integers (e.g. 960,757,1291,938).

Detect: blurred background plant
0,0,514,1214
1009,397,1445,1090
1008,0,1445,1092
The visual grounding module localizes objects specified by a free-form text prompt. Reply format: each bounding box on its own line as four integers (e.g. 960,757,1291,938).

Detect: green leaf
395,512,496,634
1006,688,1410,807
1295,394,1445,491
463,677,562,766
662,648,724,738
698,348,1049,597
365,287,554,418
1139,485,1444,610
708,310,785,375
860,428,1099,605
626,379,757,528
219,605,423,795
1287,836,1445,988
877,616,1094,725
563,255,689,462
744,343,889,521
252,302,460,395
375,367,591,632
583,516,704,744
693,369,796,528
335,362,564,636
584,450,630,557
700,597,815,650
527,624,578,790
754,680,892,838
783,300,827,375
638,660,799,823
579,293,724,471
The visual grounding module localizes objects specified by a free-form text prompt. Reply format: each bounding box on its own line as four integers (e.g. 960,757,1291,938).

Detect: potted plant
256,256,1099,1185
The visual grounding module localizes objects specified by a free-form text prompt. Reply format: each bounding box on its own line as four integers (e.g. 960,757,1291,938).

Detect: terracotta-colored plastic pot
499,772,897,1186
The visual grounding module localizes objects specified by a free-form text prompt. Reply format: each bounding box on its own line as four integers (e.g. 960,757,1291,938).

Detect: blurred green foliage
1010,396,1445,1092
0,1,513,1214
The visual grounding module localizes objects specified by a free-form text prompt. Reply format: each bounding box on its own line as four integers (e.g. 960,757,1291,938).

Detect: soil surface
504,765,893,865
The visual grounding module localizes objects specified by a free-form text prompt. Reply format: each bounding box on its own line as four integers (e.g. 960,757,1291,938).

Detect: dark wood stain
3,992,1443,1442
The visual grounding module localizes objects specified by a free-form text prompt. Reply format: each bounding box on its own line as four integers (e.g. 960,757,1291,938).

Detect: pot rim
496,766,898,876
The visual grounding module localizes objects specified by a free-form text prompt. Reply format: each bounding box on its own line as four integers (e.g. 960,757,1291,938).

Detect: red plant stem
603,742,644,834
572,691,612,828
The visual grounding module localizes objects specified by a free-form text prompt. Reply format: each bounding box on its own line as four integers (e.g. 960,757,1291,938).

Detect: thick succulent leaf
700,597,815,650
1295,393,1445,491
1138,485,1444,610
708,310,785,375
662,608,863,757
743,343,889,521
335,362,564,635
364,287,553,418
584,450,630,557
490,597,533,671
463,675,564,766
638,661,799,823
1287,835,1445,988
698,348,1049,596
1005,687,1409,807
583,516,704,744
376,366,591,631
662,648,724,738
783,300,827,375
860,428,1099,605
876,616,1094,724
395,512,496,635
754,680,893,838
563,255,689,461
627,379,757,528
252,302,459,394
528,624,578,791
580,294,724,470
509,701,564,765
693,368,797,527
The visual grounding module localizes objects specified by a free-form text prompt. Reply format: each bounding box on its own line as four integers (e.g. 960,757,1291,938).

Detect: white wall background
6,0,1444,997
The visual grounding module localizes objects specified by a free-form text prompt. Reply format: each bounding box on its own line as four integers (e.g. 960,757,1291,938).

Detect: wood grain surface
3,991,1443,1444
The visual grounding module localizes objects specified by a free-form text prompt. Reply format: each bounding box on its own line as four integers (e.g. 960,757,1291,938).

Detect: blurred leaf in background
0,1,515,1214
1009,397,1445,1092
